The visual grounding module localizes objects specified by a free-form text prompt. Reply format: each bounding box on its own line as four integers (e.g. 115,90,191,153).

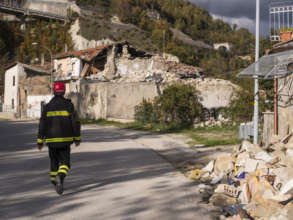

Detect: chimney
280,31,293,42
41,53,45,66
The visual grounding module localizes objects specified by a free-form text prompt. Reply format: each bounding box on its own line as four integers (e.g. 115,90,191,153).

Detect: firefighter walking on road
37,82,81,195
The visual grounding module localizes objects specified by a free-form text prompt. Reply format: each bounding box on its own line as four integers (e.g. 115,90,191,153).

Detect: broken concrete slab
209,193,238,207
214,184,241,198
214,156,236,175
202,160,214,173
193,139,293,219
255,151,275,163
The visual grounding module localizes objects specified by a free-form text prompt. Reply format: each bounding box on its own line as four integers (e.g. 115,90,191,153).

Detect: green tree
155,84,202,126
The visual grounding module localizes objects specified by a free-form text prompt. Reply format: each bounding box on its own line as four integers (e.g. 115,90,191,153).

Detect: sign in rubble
190,136,293,219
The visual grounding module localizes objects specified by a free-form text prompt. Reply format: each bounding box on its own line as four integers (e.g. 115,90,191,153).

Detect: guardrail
0,1,66,21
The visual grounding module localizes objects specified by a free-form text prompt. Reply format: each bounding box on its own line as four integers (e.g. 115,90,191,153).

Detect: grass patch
0,118,10,121
81,119,240,147
182,126,241,147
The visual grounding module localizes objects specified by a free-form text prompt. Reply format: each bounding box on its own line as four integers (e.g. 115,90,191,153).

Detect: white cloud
212,14,255,33
190,0,270,36
212,13,269,36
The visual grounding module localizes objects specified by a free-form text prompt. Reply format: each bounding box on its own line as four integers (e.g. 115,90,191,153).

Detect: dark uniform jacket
37,95,81,148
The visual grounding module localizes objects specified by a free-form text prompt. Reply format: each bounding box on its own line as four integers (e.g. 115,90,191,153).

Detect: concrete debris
202,160,215,173
215,184,241,198
209,193,238,207
214,156,236,175
193,137,293,219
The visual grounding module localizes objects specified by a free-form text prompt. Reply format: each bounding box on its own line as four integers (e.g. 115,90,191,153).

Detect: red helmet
53,82,65,94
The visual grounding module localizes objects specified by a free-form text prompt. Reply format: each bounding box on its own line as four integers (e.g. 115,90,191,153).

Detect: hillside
71,0,272,78
0,0,273,87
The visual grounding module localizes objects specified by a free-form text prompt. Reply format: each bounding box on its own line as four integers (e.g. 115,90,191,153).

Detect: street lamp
253,0,260,145
32,42,53,94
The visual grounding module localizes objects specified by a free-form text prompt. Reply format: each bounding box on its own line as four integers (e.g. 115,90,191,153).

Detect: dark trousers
48,145,71,183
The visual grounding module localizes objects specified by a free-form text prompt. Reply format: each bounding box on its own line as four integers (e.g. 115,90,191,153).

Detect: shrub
134,99,157,124
134,84,203,127
155,84,202,126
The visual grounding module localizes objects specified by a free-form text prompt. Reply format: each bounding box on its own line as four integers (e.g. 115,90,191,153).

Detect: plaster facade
54,57,82,80
3,64,25,112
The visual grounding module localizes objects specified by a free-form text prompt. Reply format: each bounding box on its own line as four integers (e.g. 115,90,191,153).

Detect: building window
12,99,14,109
13,76,15,86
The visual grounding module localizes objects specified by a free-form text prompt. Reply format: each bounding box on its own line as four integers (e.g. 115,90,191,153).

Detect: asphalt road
0,121,216,220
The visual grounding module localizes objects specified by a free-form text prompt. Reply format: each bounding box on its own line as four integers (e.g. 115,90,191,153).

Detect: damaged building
53,41,237,121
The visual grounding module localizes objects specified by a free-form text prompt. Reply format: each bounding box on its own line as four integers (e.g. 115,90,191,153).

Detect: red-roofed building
52,42,129,93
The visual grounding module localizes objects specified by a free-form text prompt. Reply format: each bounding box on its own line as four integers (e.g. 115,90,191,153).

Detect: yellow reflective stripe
50,177,56,181
74,136,81,141
37,138,43,144
50,171,57,176
58,169,68,174
59,165,69,171
47,111,70,117
45,137,74,143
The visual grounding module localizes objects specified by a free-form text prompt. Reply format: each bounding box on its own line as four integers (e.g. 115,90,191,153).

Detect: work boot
55,175,63,195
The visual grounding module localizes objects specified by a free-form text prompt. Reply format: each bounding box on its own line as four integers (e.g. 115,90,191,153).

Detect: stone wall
193,78,236,109
68,81,158,120
68,79,236,121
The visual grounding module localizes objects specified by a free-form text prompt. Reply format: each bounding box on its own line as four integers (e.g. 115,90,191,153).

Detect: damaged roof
54,44,112,61
22,63,51,75
54,41,129,62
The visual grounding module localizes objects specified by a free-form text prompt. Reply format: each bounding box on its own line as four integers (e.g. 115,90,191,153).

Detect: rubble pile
165,61,203,79
190,135,293,219
111,61,203,84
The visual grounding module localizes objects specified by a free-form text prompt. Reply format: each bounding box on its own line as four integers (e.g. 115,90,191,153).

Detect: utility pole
253,0,260,144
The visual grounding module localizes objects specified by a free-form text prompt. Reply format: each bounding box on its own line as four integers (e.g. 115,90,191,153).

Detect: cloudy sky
190,0,270,37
